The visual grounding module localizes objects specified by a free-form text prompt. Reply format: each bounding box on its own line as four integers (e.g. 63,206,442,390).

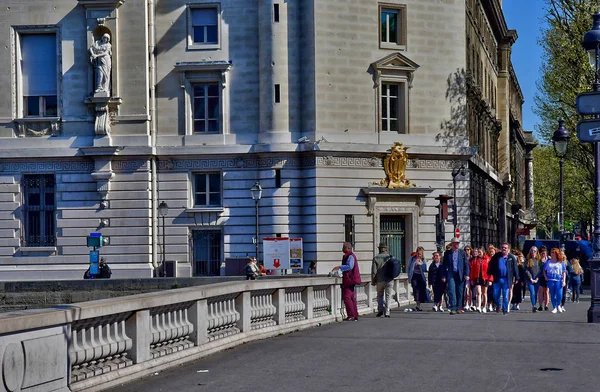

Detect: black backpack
387,256,402,279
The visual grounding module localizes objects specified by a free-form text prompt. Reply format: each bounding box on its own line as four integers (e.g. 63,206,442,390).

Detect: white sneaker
516,304,520,310
552,308,558,314
432,305,438,312
477,306,482,313
439,307,445,312
482,307,487,313
559,306,565,313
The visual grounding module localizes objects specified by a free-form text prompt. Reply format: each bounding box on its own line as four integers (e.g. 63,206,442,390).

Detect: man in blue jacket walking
442,237,470,315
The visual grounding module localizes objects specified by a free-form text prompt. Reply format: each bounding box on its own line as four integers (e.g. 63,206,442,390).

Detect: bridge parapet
0,274,410,392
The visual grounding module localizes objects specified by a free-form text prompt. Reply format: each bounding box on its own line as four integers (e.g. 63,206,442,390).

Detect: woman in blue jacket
408,246,428,311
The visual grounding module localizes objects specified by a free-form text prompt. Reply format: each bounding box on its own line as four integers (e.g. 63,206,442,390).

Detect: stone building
0,0,535,280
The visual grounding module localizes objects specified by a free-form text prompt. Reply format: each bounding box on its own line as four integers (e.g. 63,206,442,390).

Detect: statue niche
86,27,120,138
89,32,112,97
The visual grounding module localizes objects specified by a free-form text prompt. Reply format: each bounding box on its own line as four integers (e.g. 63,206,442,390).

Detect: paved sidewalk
110,297,600,392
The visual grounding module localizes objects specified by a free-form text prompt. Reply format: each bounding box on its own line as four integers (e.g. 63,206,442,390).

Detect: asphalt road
110,296,600,392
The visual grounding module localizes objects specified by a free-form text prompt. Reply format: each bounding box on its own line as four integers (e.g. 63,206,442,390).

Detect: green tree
534,0,596,235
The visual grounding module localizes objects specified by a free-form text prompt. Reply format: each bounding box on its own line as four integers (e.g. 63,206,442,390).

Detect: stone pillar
495,31,517,178
273,288,286,325
258,0,299,143
188,299,208,346
525,148,534,210
125,310,151,364
235,291,251,332
301,286,314,319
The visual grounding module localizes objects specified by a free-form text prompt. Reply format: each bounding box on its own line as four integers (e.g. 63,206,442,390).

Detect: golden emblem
378,142,411,188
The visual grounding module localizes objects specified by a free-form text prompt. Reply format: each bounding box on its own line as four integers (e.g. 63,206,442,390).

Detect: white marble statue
89,33,112,96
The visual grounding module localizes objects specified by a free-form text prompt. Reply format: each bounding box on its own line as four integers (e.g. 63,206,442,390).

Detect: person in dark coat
428,251,446,312
442,237,470,315
487,243,519,315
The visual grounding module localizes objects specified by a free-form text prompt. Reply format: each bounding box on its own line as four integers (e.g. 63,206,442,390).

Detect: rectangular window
275,169,281,188
22,174,56,247
381,83,406,133
191,7,218,44
274,84,281,103
193,173,222,207
193,83,220,133
20,33,57,117
380,5,406,48
274,4,280,23
344,215,354,246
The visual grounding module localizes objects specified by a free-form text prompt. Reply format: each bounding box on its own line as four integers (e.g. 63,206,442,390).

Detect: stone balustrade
0,274,410,392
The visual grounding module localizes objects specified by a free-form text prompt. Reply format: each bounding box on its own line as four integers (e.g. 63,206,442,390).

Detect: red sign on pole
455,228,460,239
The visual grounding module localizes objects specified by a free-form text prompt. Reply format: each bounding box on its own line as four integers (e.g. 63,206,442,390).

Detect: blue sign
89,232,102,238
90,250,100,275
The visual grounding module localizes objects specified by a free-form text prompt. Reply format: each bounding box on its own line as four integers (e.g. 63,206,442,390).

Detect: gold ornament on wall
377,142,412,188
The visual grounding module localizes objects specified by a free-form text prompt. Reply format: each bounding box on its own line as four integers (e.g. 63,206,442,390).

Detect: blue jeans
493,278,510,312
447,272,464,311
548,280,563,309
527,282,539,307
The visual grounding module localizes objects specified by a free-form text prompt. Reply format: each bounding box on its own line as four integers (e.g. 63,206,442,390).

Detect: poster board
289,238,303,268
263,237,290,269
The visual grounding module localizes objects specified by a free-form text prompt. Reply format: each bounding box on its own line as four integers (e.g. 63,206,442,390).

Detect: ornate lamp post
451,165,467,234
552,119,571,247
250,182,263,262
158,201,169,272
582,12,600,322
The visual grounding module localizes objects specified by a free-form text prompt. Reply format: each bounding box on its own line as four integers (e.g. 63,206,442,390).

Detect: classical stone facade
0,0,534,280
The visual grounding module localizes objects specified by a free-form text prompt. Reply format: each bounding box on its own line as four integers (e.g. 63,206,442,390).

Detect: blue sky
503,0,547,133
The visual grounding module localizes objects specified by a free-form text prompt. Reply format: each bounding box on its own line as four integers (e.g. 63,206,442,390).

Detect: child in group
537,246,550,311
525,246,541,312
510,251,525,311
428,251,446,312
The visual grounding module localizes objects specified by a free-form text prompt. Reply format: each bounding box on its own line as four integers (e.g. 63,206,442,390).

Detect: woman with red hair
543,248,567,314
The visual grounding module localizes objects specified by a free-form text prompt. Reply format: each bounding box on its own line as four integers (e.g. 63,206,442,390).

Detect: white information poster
289,238,303,268
263,237,291,269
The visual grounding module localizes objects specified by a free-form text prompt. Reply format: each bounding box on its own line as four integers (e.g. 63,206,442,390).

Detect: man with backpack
371,243,395,317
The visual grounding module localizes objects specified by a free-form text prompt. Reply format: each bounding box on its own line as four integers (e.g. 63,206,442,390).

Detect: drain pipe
149,0,159,273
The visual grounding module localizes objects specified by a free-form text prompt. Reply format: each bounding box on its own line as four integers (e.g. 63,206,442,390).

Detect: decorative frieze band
315,156,457,170
158,157,308,171
155,156,457,170
0,161,95,173
111,159,150,172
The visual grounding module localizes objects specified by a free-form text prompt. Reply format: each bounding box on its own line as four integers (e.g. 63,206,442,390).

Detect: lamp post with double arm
582,12,600,322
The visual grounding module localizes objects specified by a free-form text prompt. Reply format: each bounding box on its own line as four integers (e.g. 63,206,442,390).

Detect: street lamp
158,201,168,273
451,164,467,234
250,182,263,263
552,119,571,247
582,12,600,322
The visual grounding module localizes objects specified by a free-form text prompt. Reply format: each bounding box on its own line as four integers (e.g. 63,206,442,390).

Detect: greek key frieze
112,160,150,172
0,161,94,173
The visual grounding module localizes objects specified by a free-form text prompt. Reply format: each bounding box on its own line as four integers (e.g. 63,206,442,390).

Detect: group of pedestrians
333,239,585,321
415,239,585,315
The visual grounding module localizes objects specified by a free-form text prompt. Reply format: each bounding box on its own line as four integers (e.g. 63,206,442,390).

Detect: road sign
576,92,600,115
455,227,460,239
577,119,600,143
